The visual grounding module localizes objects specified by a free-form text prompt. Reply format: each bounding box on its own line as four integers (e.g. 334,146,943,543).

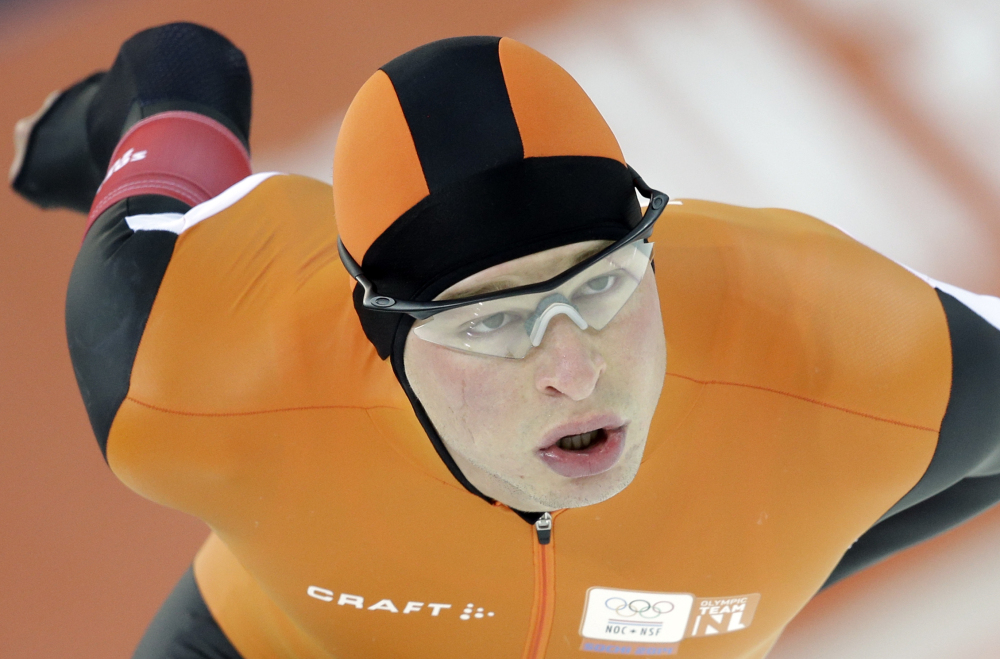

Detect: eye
467,312,514,335
580,274,617,295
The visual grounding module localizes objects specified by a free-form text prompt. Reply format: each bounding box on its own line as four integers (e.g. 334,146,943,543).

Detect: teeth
558,430,601,451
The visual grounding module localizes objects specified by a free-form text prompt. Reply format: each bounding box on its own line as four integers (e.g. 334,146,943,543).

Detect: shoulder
651,199,952,432
124,172,397,416
107,172,404,506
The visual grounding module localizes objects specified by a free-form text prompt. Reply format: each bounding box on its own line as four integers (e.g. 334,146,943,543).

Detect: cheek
405,337,525,427
602,276,667,387
440,355,507,411
615,274,664,340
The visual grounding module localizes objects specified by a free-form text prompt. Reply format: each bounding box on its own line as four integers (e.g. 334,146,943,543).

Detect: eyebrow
440,243,607,300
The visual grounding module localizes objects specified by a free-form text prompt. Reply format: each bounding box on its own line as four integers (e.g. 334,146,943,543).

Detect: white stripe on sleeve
124,171,281,235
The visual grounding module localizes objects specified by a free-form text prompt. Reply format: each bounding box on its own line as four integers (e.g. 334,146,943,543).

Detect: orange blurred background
2,1,999,657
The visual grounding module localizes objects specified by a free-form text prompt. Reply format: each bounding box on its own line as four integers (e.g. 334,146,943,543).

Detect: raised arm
12,23,253,456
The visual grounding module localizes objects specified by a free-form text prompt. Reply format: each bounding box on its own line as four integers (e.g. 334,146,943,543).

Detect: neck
448,450,551,512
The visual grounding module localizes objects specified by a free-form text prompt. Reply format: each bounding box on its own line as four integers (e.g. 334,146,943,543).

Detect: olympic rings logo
604,597,675,619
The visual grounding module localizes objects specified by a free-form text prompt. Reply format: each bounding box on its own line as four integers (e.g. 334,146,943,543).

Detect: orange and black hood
334,36,642,358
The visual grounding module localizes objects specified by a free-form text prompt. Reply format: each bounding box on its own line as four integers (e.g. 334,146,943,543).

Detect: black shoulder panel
823,472,1000,588
132,566,245,659
823,289,1000,588
380,36,523,192
886,290,1000,513
66,195,188,457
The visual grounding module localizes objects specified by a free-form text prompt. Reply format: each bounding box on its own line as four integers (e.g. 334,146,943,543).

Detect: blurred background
2,0,999,657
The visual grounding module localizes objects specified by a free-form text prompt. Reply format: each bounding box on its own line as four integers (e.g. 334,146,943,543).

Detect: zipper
522,511,558,659
534,512,552,544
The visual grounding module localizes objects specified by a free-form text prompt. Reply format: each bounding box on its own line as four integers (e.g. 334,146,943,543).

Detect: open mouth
538,423,627,478
556,428,607,451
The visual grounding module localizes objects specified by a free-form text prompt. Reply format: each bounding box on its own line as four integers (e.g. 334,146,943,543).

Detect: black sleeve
823,289,1000,588
132,566,244,659
65,194,188,458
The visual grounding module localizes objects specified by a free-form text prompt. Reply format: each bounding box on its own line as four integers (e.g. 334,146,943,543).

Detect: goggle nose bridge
525,293,590,348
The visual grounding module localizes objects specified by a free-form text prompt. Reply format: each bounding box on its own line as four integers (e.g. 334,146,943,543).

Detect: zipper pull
535,512,553,545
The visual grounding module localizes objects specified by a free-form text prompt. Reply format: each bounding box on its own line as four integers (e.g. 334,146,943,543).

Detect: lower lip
538,426,627,479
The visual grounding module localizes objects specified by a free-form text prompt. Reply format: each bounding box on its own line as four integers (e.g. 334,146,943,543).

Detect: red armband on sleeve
86,110,252,233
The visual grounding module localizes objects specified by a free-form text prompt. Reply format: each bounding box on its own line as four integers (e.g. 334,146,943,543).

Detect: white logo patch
580,588,694,643
579,588,761,654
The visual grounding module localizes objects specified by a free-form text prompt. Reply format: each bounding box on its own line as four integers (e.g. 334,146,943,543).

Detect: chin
531,432,647,509
534,460,641,510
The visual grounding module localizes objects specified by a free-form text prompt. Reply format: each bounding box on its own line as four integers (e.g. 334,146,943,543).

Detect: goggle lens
412,241,654,358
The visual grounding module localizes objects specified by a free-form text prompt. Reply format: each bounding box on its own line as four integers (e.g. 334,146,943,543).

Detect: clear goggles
411,240,653,358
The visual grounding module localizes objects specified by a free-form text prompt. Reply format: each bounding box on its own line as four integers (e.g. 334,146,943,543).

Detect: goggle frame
337,166,669,322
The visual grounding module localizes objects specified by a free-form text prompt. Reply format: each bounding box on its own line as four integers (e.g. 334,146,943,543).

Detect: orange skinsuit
61,34,1000,659
98,172,960,659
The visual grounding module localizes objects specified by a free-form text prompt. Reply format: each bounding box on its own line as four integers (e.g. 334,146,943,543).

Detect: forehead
438,240,611,300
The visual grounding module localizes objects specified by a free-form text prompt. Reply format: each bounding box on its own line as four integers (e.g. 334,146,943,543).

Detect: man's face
404,240,667,512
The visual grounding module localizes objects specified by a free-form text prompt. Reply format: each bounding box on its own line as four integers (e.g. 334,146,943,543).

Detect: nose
533,315,606,400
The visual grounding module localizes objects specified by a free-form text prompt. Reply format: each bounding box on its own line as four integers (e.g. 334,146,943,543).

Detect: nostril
535,351,605,401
